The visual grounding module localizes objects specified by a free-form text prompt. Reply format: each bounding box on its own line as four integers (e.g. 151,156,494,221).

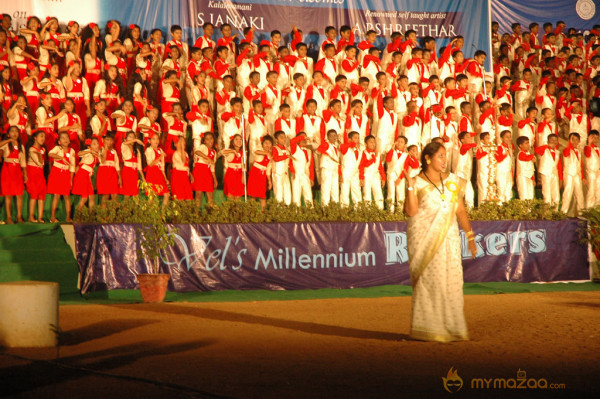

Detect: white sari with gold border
407,173,469,342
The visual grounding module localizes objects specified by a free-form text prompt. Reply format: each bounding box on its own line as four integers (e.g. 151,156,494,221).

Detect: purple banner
187,0,492,68
75,220,589,294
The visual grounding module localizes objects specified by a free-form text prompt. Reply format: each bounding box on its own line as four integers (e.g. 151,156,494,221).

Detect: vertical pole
241,113,248,201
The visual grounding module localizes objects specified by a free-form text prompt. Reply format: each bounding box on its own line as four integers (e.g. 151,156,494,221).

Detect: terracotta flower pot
136,273,170,303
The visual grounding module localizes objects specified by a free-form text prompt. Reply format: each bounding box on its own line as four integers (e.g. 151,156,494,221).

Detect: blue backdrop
492,0,599,35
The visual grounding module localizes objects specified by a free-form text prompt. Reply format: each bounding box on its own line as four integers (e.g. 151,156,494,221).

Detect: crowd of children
0,13,599,222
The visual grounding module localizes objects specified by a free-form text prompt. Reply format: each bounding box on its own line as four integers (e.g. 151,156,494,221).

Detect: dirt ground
1,291,599,398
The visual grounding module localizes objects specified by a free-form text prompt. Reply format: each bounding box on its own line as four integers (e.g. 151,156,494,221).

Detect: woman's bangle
466,230,475,241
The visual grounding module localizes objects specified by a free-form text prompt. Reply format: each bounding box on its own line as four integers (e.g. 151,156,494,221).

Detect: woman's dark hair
80,25,99,60
80,136,99,152
229,134,242,149
102,66,126,98
4,126,22,149
117,98,137,119
420,141,445,171
25,130,45,160
126,70,148,103
201,132,215,145
41,63,58,80
60,97,75,111
124,24,141,45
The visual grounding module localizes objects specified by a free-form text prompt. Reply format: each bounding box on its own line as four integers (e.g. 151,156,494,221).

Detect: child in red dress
137,105,161,146
192,132,218,205
36,93,65,151
0,126,27,223
221,134,245,199
47,132,76,223
247,135,273,209
170,136,193,200
26,130,47,223
57,98,83,153
162,102,187,164
111,99,138,156
89,99,110,146
119,131,144,198
96,134,121,206
72,137,100,211
144,133,170,204
6,95,31,146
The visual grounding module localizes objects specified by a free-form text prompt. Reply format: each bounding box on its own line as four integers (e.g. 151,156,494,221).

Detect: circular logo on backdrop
576,0,596,20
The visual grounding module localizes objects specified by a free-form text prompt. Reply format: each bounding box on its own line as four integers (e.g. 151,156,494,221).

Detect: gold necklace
424,171,446,200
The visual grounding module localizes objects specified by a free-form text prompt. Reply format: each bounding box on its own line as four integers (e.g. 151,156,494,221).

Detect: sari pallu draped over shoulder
406,174,464,286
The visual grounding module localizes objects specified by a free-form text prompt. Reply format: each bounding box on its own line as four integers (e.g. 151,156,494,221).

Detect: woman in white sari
404,142,477,342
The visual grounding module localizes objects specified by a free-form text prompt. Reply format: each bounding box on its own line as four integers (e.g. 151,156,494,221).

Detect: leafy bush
75,197,567,224
468,199,565,221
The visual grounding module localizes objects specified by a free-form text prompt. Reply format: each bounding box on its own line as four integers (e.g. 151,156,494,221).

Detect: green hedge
73,197,566,224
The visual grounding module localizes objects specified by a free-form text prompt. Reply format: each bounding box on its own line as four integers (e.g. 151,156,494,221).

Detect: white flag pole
241,113,248,201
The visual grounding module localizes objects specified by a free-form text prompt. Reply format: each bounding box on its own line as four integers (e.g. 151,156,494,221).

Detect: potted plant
136,182,178,302
579,207,600,283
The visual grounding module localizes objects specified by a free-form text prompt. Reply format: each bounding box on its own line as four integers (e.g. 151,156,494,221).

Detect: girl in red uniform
123,24,143,78
47,132,76,223
93,65,124,130
137,105,160,145
159,70,181,114
57,98,83,153
111,99,137,156
170,136,193,200
82,29,103,94
0,126,27,223
63,62,91,129
12,36,37,81
26,130,47,223
21,63,40,114
105,39,128,83
119,131,144,198
35,93,65,151
144,133,170,204
247,135,274,209
0,65,13,125
38,63,66,114
221,134,246,199
161,45,181,78
192,132,218,205
162,102,187,164
136,42,154,83
6,95,31,145
96,134,120,206
72,137,100,211
88,99,109,145
20,16,42,59
127,68,149,119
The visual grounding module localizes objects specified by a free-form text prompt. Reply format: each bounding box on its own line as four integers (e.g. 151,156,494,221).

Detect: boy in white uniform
339,131,362,206
375,96,400,154
561,132,584,215
584,131,600,208
475,132,493,205
534,134,562,210
516,136,536,200
385,136,408,211
289,132,314,206
317,130,341,206
455,131,477,208
271,131,292,205
359,135,385,209
495,130,514,202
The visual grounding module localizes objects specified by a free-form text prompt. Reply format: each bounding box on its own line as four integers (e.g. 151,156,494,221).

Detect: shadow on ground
109,303,410,342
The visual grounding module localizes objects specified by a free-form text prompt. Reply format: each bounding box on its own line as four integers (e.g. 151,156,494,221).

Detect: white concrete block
0,281,59,348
